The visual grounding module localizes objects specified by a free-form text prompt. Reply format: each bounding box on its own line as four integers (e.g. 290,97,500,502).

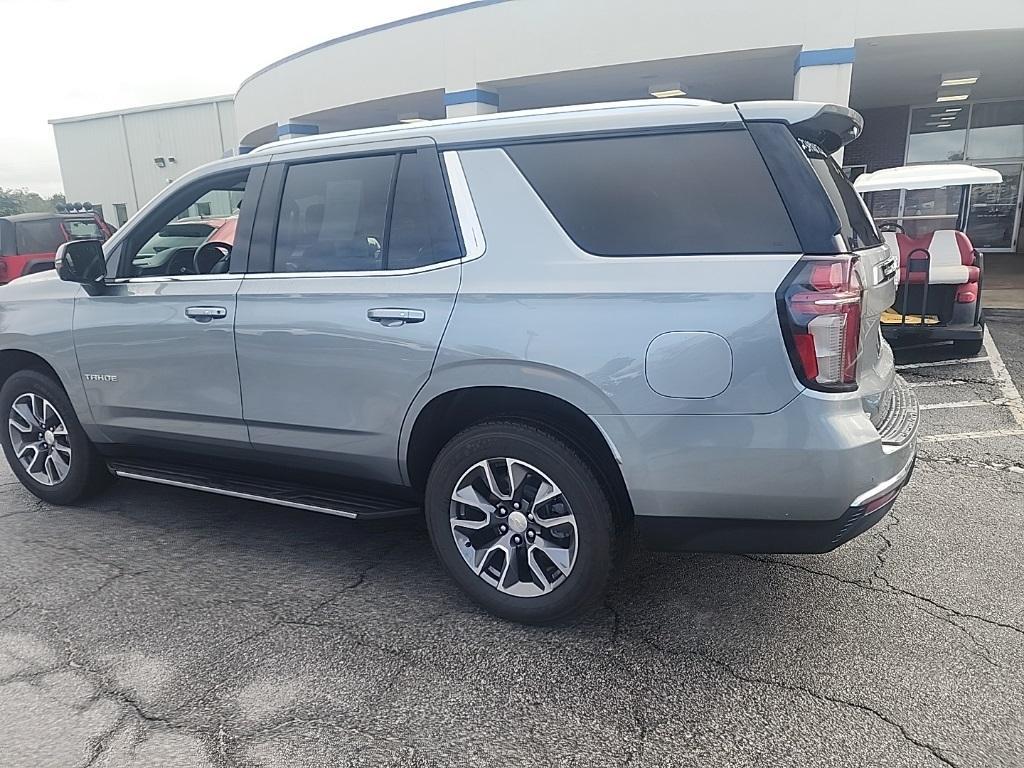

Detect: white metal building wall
50,97,235,225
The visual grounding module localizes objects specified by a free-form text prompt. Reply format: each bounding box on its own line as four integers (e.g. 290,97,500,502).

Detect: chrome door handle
367,308,426,326
185,306,227,322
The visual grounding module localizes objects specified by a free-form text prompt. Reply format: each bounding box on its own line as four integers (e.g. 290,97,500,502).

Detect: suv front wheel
0,370,110,505
425,421,616,624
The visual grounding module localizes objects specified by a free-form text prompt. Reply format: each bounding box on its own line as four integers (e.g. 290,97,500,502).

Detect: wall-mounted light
649,82,686,98
940,72,980,87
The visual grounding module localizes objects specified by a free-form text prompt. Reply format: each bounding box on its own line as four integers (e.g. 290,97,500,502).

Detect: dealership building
52,0,1024,253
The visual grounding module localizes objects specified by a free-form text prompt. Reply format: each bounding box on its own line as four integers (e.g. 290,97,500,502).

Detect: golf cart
854,164,1002,356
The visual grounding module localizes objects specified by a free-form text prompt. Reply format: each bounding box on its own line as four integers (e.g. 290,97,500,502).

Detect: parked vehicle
0,99,918,623
854,164,1001,356
0,211,113,284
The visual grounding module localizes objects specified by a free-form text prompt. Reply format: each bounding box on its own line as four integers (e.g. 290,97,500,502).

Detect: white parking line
918,399,1006,411
906,379,975,389
896,357,990,370
919,428,1024,444
983,327,1024,428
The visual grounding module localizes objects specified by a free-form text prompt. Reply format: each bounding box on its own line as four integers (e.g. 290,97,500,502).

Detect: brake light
778,255,863,392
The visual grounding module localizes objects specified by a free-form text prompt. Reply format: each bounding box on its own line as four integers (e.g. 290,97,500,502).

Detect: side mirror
55,239,106,286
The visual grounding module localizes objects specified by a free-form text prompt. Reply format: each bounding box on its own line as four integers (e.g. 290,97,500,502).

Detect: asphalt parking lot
2,316,1023,768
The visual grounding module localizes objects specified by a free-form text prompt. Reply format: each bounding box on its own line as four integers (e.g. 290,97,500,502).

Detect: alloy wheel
450,457,578,598
8,393,73,486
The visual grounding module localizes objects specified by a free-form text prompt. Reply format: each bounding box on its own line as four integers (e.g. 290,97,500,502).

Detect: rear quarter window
504,130,800,256
798,139,882,251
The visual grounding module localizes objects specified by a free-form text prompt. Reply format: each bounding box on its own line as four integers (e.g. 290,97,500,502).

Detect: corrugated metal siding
52,98,235,222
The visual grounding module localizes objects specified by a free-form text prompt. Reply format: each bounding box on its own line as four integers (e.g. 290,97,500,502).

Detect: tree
0,187,67,216
0,188,21,216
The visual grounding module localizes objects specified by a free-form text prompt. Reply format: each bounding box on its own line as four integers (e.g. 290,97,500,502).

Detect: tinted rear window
505,130,799,256
798,139,882,251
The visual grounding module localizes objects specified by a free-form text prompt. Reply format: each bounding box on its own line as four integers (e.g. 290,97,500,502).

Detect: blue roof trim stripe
794,47,856,73
277,123,319,137
443,89,499,107
239,0,513,91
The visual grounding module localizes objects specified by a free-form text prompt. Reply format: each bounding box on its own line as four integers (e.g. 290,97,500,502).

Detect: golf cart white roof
854,164,1002,193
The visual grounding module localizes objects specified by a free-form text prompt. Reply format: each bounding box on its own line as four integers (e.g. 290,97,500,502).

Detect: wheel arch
403,384,634,527
0,349,67,392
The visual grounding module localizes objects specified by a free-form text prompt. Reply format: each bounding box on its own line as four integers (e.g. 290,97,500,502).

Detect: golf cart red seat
882,229,980,286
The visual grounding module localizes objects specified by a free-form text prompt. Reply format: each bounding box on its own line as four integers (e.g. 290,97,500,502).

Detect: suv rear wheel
0,370,110,505
425,420,616,624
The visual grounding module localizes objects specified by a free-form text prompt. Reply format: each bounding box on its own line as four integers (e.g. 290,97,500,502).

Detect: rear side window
798,139,882,251
15,220,64,254
505,130,799,256
275,155,395,273
273,149,462,273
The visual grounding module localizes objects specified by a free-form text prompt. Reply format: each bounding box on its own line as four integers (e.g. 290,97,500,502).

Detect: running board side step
107,461,420,520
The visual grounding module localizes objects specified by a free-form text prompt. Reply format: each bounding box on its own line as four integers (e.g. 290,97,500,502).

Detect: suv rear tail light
778,255,863,392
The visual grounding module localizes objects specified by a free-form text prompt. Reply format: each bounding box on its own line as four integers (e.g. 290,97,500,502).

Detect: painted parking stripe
919,428,1024,444
918,399,1007,411
896,357,989,370
907,379,987,388
983,327,1024,428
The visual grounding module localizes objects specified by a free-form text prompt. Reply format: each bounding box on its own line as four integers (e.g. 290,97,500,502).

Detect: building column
444,88,498,118
794,46,855,161
276,121,319,141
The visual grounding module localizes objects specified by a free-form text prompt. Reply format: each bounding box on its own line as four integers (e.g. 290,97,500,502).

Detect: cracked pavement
1,318,1023,767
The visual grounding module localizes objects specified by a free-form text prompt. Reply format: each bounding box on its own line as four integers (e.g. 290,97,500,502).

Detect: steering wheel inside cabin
194,242,233,275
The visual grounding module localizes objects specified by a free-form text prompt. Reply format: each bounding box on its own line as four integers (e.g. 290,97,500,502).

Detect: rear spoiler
735,101,863,154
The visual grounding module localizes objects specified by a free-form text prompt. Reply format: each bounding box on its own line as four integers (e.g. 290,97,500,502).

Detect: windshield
136,223,216,258
799,139,883,251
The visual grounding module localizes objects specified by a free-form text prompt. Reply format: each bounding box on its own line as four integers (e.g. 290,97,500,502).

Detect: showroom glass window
906,107,968,164
966,101,1024,160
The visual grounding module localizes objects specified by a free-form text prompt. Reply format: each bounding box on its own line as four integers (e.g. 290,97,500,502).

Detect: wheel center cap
508,510,528,534
43,430,56,446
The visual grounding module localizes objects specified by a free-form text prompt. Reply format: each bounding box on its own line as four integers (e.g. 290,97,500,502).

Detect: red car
0,212,114,284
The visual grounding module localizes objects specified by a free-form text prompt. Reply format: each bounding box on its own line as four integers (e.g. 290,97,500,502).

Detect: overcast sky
1,0,461,195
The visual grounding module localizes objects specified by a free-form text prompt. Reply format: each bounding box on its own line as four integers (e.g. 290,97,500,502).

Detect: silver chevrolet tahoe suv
0,99,918,624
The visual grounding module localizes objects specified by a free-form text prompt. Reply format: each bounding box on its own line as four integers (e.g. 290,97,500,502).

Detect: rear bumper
635,455,913,553
883,321,983,342
594,376,919,546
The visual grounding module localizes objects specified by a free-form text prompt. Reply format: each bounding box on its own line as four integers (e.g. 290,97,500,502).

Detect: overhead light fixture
941,75,979,87
938,115,957,120
936,93,970,102
398,112,427,124
649,82,686,98
943,107,964,113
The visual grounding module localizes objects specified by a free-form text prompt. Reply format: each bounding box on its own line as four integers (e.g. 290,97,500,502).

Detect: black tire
0,369,111,505
952,337,984,357
425,420,617,624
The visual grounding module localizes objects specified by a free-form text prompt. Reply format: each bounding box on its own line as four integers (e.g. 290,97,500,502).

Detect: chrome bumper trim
849,452,916,509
